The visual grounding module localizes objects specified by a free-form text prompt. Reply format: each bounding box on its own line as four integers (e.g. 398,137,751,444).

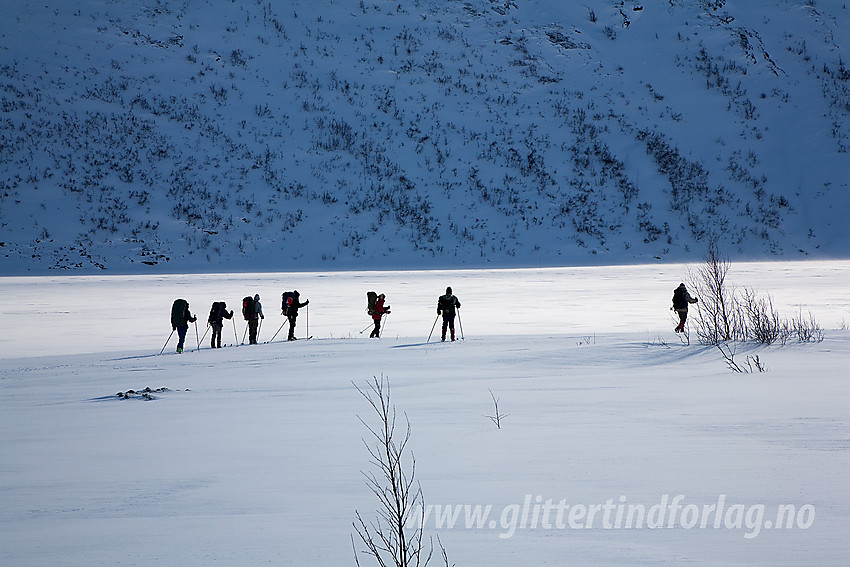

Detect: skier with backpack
672,283,699,333
437,287,461,342
281,290,309,340
170,299,197,353
367,292,390,338
242,294,264,344
208,301,234,348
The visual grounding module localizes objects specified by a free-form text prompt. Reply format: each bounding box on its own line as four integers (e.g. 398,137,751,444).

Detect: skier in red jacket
370,294,390,338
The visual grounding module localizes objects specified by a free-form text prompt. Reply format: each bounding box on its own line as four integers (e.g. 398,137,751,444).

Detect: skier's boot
451,329,456,341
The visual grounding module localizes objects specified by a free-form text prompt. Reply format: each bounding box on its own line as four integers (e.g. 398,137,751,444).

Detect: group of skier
168,282,696,353
364,287,463,341
168,290,310,353
363,286,461,341
167,286,462,353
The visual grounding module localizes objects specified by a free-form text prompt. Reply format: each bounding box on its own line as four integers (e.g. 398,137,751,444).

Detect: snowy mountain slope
1,0,848,274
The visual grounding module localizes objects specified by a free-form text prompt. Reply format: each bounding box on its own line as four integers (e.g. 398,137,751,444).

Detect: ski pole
305,304,309,339
427,314,439,343
200,324,211,346
257,318,263,342
359,321,373,334
379,313,388,338
270,319,287,342
194,319,200,351
241,322,249,345
160,329,175,355
457,309,464,340
232,318,239,345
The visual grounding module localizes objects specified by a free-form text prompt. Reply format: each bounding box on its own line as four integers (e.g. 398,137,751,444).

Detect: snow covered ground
1,262,849,566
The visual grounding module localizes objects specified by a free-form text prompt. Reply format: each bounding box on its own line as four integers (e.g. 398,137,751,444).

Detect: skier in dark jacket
370,294,390,338
672,283,698,333
171,299,197,353
437,287,461,341
283,290,309,340
208,301,233,348
242,294,264,345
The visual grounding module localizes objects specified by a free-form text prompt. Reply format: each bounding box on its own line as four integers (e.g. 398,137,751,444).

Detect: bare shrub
788,310,825,343
352,376,448,567
741,287,781,344
685,244,825,347
690,242,743,344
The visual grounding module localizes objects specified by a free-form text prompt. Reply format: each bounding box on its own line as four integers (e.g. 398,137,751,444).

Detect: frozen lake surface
1,261,848,358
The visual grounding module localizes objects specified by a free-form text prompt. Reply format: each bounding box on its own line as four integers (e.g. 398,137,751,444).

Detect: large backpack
209,301,223,324
242,296,256,320
438,294,455,314
366,291,378,315
171,299,188,327
281,291,296,316
672,287,687,310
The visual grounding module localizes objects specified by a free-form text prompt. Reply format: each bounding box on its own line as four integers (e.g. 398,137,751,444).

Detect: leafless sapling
485,389,508,429
352,376,448,567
